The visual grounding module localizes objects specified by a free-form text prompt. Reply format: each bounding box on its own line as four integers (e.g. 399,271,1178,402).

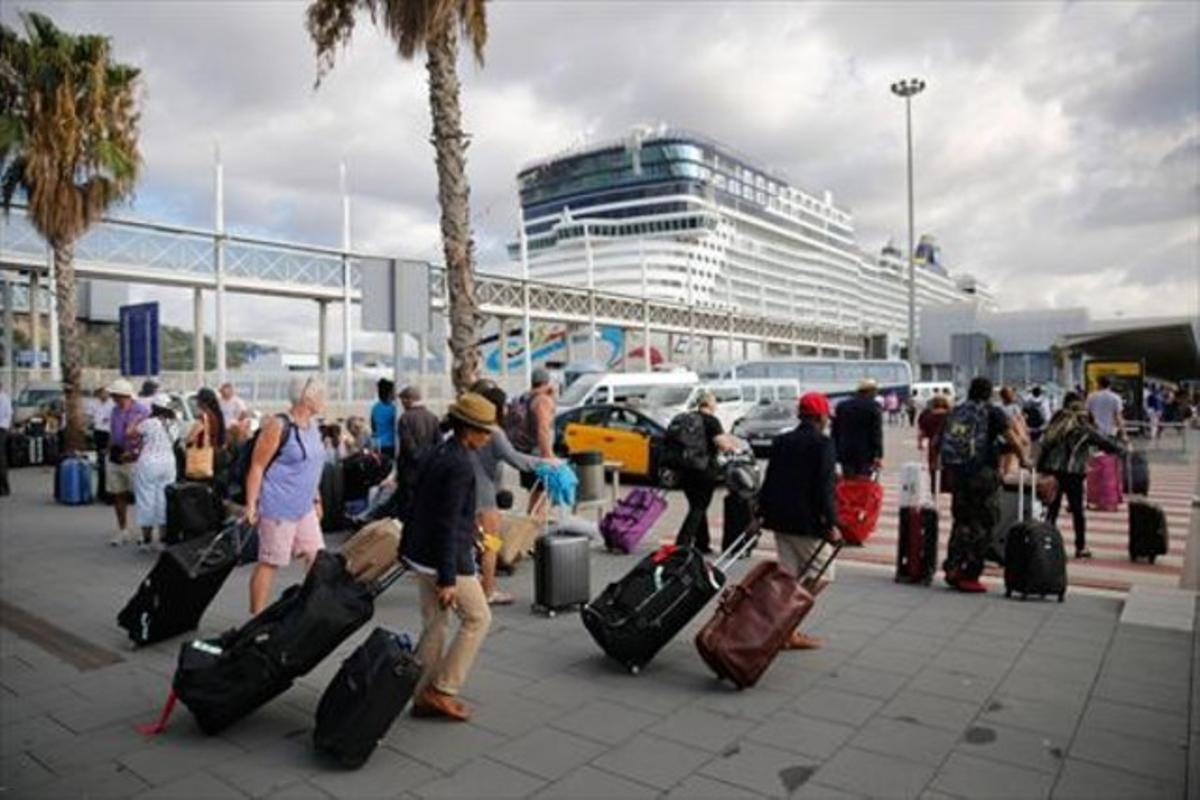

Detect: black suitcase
27,433,47,466
1124,451,1150,496
533,532,591,616
1128,499,1168,563
173,552,403,734
117,524,251,647
165,481,222,545
343,452,388,502
582,544,728,674
721,493,754,554
1003,521,1067,602
320,461,347,532
7,432,29,468
314,627,421,768
895,506,938,585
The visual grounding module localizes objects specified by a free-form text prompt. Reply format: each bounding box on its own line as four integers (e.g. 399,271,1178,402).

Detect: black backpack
231,414,298,498
939,401,992,471
664,412,711,472
1022,400,1046,431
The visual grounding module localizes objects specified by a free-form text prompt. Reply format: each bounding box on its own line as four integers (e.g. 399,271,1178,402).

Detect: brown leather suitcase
695,542,839,689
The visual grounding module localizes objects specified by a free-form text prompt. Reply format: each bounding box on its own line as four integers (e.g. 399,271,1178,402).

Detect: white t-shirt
220,395,248,427
92,398,115,433
1086,389,1123,436
0,390,12,430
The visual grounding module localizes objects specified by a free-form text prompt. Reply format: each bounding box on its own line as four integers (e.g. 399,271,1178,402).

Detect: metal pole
499,317,509,381
214,141,227,384
29,270,40,380
192,287,204,387
905,94,917,376
340,162,353,403
640,241,651,372
518,202,533,387
3,274,13,394
46,247,60,382
584,222,597,362
318,300,329,388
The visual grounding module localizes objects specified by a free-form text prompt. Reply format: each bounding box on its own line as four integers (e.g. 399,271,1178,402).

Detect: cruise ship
511,126,991,360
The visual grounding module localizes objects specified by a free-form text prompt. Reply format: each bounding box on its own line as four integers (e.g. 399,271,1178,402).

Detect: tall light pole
891,77,925,378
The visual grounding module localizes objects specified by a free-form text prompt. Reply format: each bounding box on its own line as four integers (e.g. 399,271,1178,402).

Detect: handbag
185,428,216,480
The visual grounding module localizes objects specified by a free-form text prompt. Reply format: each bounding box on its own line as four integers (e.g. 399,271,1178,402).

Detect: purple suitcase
600,488,668,554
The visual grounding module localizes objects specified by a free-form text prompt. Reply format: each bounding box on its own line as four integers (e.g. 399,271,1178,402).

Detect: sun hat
447,392,498,431
798,392,831,418
857,378,878,392
106,378,135,397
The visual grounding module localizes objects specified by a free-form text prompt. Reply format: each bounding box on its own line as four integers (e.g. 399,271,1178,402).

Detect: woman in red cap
757,391,842,650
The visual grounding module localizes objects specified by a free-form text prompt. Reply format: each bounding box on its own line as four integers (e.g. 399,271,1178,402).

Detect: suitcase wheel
547,609,557,619
628,664,640,676
1005,588,1012,598
1148,555,1157,565
1057,593,1065,603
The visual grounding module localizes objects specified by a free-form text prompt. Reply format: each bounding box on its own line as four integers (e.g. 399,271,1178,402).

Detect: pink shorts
257,511,325,567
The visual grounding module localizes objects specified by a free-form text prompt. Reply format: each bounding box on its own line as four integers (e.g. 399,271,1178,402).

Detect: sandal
487,591,516,606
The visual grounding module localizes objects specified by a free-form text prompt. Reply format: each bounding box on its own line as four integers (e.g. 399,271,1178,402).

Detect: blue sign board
119,302,160,376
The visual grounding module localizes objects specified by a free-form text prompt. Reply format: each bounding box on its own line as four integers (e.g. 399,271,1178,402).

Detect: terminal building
511,126,993,361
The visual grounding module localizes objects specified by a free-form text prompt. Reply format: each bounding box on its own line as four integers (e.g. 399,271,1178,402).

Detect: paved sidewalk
1,465,1196,799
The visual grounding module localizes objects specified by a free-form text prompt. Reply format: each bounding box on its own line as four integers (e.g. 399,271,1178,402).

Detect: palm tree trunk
52,242,86,453
425,20,480,394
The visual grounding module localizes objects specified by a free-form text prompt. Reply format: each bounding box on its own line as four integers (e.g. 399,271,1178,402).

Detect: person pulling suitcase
756,392,842,650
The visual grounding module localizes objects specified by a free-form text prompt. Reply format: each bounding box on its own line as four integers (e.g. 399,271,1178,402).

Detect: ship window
756,192,766,204
729,181,740,195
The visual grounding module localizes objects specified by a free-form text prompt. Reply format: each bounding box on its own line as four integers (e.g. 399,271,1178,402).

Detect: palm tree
1,12,141,452
307,0,486,393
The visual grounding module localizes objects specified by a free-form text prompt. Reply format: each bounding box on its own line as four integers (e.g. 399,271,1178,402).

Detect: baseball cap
798,392,831,418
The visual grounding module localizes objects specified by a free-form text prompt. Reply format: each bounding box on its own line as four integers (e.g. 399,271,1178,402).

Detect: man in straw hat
104,379,149,545
401,392,496,722
832,377,884,477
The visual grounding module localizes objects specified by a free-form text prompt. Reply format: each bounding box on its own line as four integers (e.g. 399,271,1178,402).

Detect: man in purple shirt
106,379,149,546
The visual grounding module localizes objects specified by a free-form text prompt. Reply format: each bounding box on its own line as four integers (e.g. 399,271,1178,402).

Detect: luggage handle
371,563,409,597
713,517,762,571
798,540,843,590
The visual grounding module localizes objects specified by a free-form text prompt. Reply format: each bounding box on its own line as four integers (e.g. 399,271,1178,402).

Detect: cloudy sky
4,0,1197,353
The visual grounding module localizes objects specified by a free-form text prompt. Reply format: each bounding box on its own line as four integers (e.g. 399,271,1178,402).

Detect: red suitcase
695,541,840,689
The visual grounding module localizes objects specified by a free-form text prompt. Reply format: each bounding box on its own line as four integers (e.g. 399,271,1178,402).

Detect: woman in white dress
132,400,180,551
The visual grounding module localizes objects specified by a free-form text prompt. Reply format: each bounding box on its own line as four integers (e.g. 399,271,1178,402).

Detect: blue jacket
832,394,883,470
400,437,477,586
758,421,837,538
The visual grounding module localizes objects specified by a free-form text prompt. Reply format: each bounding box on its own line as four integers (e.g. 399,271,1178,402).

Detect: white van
558,371,700,409
644,379,800,430
912,381,955,405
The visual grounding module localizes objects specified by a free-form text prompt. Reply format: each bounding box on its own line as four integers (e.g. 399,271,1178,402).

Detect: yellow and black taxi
554,404,680,487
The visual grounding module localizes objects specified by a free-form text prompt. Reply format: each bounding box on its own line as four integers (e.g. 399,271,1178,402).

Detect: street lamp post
891,77,925,379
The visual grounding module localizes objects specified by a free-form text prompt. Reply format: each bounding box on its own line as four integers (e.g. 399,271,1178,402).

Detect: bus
712,358,914,402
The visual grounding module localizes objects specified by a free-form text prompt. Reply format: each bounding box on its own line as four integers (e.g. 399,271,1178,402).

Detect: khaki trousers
414,573,492,696
774,534,837,583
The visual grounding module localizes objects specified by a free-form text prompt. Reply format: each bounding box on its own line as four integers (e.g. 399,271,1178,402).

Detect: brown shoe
412,688,471,722
784,632,824,650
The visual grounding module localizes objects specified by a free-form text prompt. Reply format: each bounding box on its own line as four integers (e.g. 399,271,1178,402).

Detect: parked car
13,381,64,428
554,404,679,487
730,401,797,457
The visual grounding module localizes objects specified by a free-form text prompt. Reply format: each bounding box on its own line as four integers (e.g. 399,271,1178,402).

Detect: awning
1058,317,1200,381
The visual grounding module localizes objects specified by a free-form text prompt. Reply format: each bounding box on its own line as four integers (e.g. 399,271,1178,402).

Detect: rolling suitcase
314,627,421,769
341,519,402,583
54,455,93,505
1128,499,1168,563
1087,453,1122,511
695,540,840,689
1124,450,1150,496
834,474,883,545
165,481,222,545
343,451,388,502
28,434,46,466
896,469,938,585
117,523,252,647
582,534,753,674
533,531,591,616
7,431,29,468
599,487,668,554
320,461,347,532
988,469,1038,565
1003,468,1066,602
721,492,754,554
169,553,405,734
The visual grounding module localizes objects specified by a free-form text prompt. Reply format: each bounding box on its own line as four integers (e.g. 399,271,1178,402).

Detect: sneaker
1075,549,1093,559
943,570,961,589
955,578,987,593
109,529,130,546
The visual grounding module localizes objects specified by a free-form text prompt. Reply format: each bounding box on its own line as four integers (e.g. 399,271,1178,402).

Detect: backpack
231,414,297,497
664,412,711,472
1022,400,1046,431
939,401,991,470
505,394,536,453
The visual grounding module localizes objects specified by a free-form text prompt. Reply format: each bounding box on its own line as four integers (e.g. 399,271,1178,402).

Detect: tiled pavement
1,435,1197,799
